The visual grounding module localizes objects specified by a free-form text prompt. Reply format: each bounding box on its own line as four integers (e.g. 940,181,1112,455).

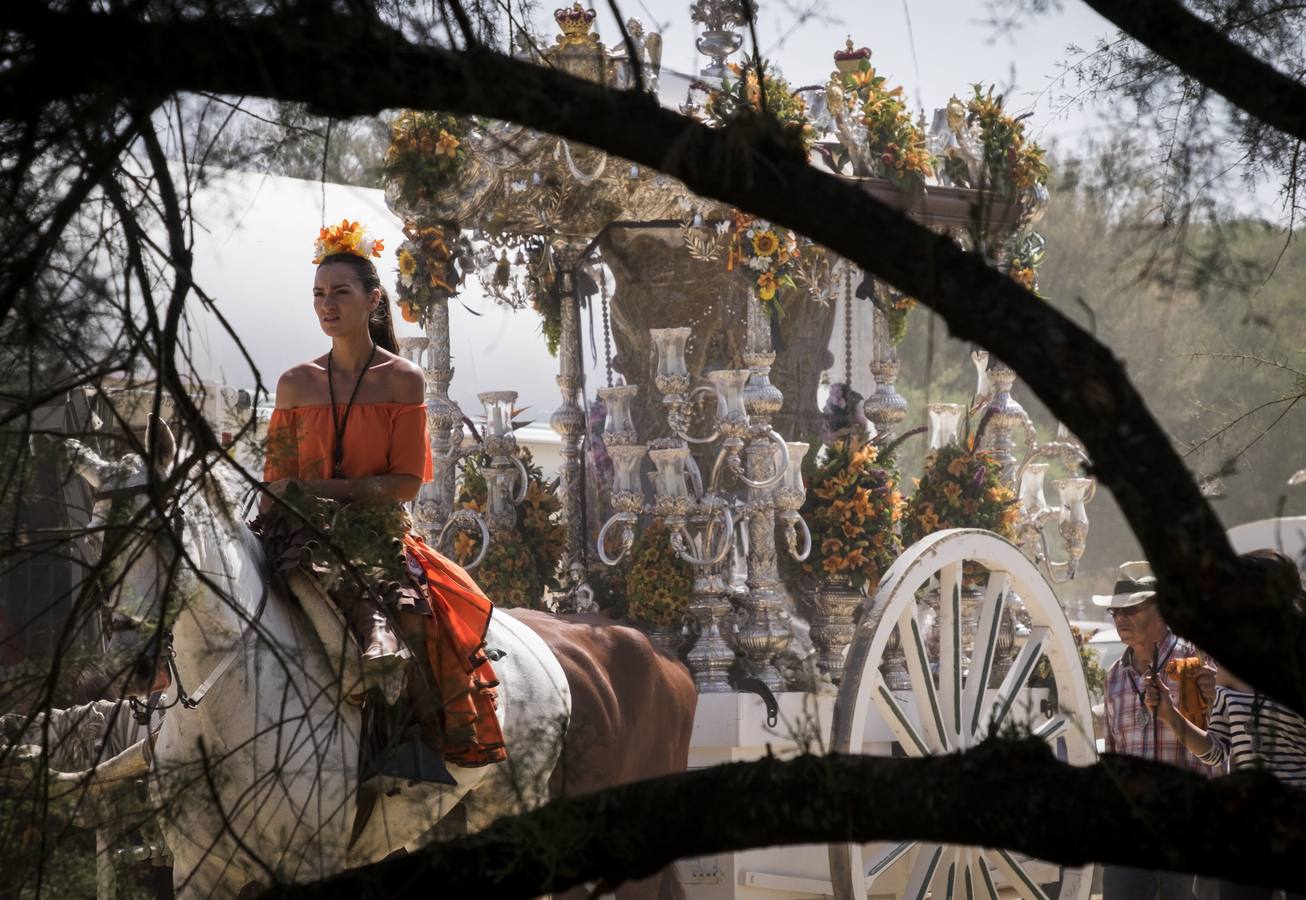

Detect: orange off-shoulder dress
263,402,507,767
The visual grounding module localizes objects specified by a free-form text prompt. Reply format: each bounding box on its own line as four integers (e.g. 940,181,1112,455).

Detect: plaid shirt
1104,630,1212,774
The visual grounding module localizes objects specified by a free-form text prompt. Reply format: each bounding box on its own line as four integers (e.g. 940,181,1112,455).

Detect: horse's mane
197,457,266,570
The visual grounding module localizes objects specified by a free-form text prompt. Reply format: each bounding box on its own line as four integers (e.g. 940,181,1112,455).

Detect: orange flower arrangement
834,52,933,189
312,219,384,264
903,440,1018,546
798,438,903,591
705,59,814,151
452,448,564,609
961,85,1049,199
383,110,468,210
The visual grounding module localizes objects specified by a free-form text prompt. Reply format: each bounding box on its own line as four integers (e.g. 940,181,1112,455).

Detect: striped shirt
1104,631,1211,773
1199,685,1306,786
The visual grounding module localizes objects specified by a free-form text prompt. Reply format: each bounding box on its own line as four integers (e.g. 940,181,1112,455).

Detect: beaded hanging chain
843,260,854,387
600,266,613,388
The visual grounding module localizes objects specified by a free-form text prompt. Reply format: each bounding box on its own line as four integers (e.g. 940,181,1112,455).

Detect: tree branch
1081,0,1306,142
259,740,1306,898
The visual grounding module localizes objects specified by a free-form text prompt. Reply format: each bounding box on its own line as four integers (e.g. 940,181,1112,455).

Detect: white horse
61,427,695,899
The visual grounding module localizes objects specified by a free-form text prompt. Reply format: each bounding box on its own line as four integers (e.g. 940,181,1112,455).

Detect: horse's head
64,417,203,695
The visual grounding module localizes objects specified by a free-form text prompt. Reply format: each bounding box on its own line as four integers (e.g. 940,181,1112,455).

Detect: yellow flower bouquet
798,438,903,592
722,209,801,314
394,221,462,324
625,521,694,629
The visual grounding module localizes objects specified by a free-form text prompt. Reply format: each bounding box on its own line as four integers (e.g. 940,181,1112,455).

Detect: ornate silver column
413,300,464,542
737,296,792,690
549,242,592,611
864,299,908,442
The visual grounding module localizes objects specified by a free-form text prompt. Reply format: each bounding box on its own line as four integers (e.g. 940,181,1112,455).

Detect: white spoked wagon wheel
828,529,1097,900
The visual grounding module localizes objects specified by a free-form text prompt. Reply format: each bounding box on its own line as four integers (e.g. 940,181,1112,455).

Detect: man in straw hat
1096,561,1215,900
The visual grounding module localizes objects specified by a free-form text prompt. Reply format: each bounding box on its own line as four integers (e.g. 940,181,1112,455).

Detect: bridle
94,479,267,726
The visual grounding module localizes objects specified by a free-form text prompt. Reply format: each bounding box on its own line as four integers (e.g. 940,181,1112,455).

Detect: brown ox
508,611,696,899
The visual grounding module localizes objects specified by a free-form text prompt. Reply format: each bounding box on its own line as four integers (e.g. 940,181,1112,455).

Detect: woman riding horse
256,219,503,781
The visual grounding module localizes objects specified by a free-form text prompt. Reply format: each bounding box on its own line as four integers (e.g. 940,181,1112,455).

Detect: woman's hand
1194,661,1218,704
267,478,299,498
259,478,300,512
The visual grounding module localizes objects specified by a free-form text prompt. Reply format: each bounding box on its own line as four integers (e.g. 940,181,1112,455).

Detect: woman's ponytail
369,285,399,354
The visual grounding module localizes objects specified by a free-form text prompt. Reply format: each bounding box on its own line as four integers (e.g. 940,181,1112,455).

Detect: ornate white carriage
375,6,1107,899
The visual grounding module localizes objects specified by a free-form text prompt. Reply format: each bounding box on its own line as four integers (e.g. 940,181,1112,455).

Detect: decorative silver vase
879,617,912,691
646,622,687,659
810,574,864,684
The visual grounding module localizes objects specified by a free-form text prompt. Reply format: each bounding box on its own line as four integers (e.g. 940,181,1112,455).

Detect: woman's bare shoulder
377,349,424,403
274,359,326,408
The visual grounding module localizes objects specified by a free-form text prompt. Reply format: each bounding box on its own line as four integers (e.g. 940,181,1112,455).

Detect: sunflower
756,270,778,301
751,230,780,257
398,249,417,278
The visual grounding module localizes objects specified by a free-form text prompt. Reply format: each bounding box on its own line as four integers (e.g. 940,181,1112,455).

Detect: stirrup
362,735,458,791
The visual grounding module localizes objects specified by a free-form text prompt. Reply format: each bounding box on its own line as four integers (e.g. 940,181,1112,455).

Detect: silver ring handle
733,431,789,490
437,508,491,570
511,455,530,504
596,513,636,566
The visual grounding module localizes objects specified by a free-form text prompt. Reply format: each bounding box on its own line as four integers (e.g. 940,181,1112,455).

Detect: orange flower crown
313,219,385,264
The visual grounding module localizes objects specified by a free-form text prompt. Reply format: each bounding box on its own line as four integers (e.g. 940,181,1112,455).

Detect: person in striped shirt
1144,549,1306,900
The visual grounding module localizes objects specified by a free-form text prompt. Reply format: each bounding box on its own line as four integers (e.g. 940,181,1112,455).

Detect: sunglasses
1108,603,1154,619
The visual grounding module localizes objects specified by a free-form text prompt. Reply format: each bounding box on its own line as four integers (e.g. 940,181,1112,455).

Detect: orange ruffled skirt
403,533,508,768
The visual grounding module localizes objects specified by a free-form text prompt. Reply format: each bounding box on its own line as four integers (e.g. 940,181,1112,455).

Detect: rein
130,560,269,726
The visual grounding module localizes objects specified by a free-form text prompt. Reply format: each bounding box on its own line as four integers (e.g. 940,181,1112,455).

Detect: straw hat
1091,560,1157,609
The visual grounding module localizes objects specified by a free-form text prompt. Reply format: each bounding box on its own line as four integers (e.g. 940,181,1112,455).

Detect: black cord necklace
326,342,378,479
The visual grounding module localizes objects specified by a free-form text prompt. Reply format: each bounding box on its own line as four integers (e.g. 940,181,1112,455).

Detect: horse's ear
57,438,112,490
147,414,176,472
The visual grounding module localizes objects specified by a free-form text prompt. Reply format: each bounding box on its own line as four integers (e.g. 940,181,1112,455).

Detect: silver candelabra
594,307,812,693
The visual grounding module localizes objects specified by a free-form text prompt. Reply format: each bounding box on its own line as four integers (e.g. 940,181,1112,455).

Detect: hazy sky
569,0,1115,150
